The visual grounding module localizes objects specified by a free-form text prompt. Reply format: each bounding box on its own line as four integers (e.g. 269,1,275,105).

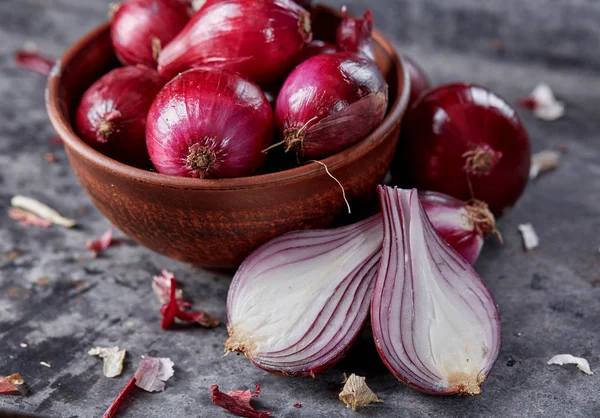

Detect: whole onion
396,83,531,215
110,0,190,68
75,66,165,168
274,53,388,159
146,68,274,179
158,0,312,84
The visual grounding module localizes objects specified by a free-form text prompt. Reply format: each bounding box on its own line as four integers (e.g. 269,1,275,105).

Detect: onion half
371,186,501,395
226,215,382,376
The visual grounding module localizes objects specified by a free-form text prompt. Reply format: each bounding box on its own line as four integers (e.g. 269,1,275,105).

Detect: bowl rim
46,10,410,191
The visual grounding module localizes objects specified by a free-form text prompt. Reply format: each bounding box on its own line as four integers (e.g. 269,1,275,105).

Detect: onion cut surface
226,215,382,376
371,186,501,395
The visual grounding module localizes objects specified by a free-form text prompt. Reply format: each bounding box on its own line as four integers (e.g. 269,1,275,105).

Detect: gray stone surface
0,0,599,417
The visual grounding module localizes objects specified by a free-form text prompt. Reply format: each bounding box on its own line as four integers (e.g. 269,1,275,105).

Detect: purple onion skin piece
225,215,382,377
275,52,388,159
371,186,501,395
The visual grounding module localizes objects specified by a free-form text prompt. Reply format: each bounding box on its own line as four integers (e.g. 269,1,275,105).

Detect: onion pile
78,2,393,176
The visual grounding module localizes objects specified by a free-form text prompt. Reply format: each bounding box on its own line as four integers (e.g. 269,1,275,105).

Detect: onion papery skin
146,68,273,179
403,55,431,108
371,186,501,395
419,191,496,265
336,9,375,61
298,40,336,62
226,215,383,376
275,53,388,159
157,0,312,84
111,0,191,68
397,83,531,215
75,66,165,169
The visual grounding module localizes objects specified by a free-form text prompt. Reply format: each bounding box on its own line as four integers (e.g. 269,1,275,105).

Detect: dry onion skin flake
11,195,76,228
548,354,593,375
89,346,126,378
338,374,383,411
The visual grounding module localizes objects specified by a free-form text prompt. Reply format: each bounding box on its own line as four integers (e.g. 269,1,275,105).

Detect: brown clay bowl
46,6,411,268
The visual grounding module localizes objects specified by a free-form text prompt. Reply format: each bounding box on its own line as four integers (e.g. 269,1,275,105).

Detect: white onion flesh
371,187,501,395
226,215,382,375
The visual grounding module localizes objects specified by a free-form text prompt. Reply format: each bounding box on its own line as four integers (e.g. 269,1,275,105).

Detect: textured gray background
1,0,599,417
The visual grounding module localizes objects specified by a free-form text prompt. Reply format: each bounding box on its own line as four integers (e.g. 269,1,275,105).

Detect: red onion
274,53,388,158
110,0,190,68
226,215,382,376
298,40,336,61
336,8,374,60
146,68,273,179
224,189,492,375
419,191,496,265
75,66,165,168
158,0,312,84
403,54,430,107
397,83,531,215
372,186,501,395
